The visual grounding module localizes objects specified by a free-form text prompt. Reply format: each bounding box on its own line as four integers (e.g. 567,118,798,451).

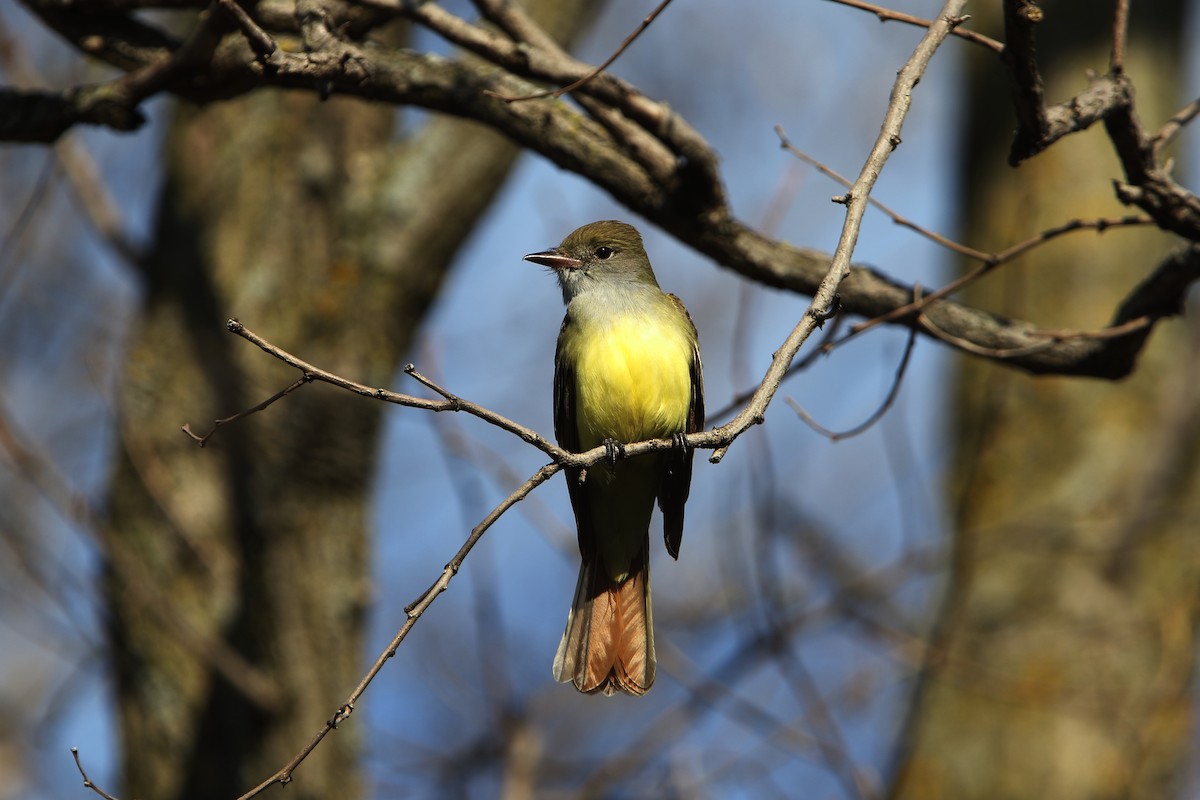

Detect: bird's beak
524,248,582,270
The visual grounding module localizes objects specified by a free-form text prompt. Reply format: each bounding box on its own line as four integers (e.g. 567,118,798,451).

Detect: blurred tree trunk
101,5,594,798
889,4,1200,800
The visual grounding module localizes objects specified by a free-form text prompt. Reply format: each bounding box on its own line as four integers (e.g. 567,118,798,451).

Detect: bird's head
524,220,660,302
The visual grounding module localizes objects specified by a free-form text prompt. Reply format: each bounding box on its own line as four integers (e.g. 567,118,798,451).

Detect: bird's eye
594,246,614,260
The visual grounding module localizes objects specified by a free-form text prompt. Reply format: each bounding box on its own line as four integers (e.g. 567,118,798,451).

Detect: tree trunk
102,5,594,797
890,5,1199,799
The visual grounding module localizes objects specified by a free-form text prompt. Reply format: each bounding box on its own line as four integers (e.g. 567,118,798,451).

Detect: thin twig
1029,316,1154,342
776,124,1155,342
215,0,277,61
233,461,560,800
706,213,1154,429
71,749,121,800
182,375,309,446
708,311,845,426
403,364,462,404
1150,96,1200,156
842,214,1153,342
193,319,561,456
826,0,1002,53
704,0,967,463
729,161,809,391
487,0,675,103
775,126,991,262
1110,0,1129,74
193,320,687,472
787,320,918,442
917,312,1057,358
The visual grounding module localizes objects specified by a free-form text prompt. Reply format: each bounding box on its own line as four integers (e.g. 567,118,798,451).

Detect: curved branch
12,0,1197,379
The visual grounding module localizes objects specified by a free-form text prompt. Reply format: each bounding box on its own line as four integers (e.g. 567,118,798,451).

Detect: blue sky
3,0,1198,797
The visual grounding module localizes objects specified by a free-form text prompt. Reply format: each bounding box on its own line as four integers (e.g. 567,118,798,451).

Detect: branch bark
11,0,1198,378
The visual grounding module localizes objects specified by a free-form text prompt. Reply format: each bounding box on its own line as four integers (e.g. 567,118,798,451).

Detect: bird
524,220,704,696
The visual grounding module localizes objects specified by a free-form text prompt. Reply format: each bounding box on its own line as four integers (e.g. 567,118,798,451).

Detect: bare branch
488,0,675,102
232,460,561,800
2,2,229,141
705,0,967,463
776,126,991,263
1110,0,1129,74
71,748,121,800
198,321,701,477
1150,96,1200,156
214,0,277,61
827,0,1002,53
769,127,1182,371
844,215,1155,342
787,321,917,442
1105,83,1200,241
10,0,1192,376
182,375,310,446
214,319,563,457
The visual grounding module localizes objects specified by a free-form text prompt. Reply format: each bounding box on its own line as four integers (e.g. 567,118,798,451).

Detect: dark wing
659,294,704,560
554,316,593,559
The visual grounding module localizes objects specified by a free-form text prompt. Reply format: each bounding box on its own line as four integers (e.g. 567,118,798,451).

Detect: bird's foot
603,438,625,466
671,432,690,452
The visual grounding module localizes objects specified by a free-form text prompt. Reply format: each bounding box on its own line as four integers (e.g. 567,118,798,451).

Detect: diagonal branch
706,0,967,462
229,460,561,800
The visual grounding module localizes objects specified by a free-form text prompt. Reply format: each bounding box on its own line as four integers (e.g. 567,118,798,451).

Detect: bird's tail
552,549,654,696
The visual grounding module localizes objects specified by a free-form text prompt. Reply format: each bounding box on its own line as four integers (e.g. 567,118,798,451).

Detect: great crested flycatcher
524,220,704,696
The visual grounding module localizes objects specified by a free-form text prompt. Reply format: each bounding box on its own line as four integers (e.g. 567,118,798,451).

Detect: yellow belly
572,313,693,449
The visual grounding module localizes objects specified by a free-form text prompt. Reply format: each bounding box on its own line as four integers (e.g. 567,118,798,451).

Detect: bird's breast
570,311,693,448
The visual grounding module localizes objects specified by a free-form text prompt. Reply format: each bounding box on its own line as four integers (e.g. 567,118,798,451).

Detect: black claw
603,438,625,466
671,432,689,451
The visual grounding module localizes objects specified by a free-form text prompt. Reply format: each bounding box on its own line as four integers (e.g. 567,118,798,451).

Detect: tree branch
828,0,1002,53
11,0,1197,379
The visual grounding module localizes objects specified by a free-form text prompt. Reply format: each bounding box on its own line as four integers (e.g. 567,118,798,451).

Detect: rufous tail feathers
552,551,654,696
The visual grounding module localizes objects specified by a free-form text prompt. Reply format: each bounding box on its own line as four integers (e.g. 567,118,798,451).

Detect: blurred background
1,1,1199,798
